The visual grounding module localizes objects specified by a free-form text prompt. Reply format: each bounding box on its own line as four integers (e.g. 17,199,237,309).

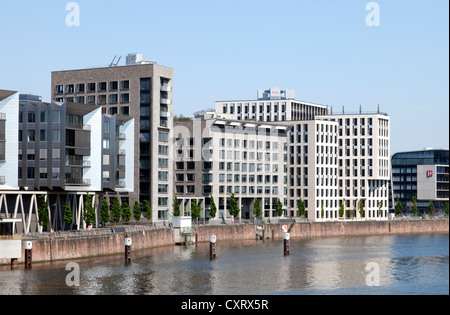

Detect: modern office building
173,115,289,221
215,88,329,122
51,54,174,222
280,119,339,221
392,149,449,212
317,112,391,220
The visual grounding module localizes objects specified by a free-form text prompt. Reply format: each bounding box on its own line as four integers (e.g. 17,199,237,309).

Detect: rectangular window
158,132,169,142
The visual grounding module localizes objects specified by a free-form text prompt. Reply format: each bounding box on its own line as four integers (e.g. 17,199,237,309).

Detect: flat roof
216,99,329,108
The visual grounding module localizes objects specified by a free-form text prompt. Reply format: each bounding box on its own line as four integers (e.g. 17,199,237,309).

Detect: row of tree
394,196,449,216
37,193,154,231
172,193,287,219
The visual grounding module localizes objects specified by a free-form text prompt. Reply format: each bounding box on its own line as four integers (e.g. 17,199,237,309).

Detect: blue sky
0,0,448,154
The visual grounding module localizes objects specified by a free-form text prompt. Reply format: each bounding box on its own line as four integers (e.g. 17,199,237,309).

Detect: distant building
215,88,329,122
392,149,449,213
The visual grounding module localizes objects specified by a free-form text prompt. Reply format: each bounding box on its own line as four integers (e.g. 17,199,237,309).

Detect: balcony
67,122,91,130
117,133,126,140
116,180,126,188
160,111,171,118
66,156,91,168
65,178,91,186
161,85,171,92
160,98,171,105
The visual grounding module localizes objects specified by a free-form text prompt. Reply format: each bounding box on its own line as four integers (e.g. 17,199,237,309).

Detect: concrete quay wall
1,219,448,265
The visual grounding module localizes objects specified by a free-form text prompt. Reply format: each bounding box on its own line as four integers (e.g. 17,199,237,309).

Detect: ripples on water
0,234,448,295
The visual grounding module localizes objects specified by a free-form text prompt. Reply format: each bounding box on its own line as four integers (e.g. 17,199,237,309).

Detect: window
158,184,168,193
87,83,96,92
98,95,107,105
53,110,60,122
120,106,130,115
28,112,35,123
98,82,107,92
40,130,47,141
158,158,169,168
55,85,64,94
87,95,95,104
121,93,130,104
158,197,168,206
103,139,110,149
109,94,118,104
110,81,118,91
158,171,169,180
121,80,130,90
158,145,169,155
158,132,169,142
27,130,35,142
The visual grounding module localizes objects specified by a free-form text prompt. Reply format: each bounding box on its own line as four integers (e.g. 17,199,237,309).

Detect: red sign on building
426,170,433,177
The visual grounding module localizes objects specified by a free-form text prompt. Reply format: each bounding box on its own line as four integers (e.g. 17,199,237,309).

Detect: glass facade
392,149,449,211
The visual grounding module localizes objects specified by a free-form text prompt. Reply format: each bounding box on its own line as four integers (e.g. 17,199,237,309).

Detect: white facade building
215,88,329,122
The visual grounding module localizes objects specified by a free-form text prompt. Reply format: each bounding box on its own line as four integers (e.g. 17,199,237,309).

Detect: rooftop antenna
110,55,122,67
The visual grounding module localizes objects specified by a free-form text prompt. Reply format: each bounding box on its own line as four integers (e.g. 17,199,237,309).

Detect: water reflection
0,234,448,295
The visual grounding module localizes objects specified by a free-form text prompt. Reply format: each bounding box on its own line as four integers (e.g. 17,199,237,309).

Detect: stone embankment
1,219,448,265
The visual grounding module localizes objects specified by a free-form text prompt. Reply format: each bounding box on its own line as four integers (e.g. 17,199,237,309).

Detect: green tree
298,198,306,218
359,200,365,218
63,201,73,228
122,202,131,222
38,194,49,230
253,198,262,218
339,203,345,218
143,200,152,220
173,196,181,217
133,201,142,222
191,199,201,220
412,196,418,216
209,195,217,219
428,200,435,216
321,203,324,218
228,193,240,218
274,199,284,217
111,197,121,223
394,196,403,216
83,193,96,228
445,202,449,216
377,201,382,218
99,197,110,225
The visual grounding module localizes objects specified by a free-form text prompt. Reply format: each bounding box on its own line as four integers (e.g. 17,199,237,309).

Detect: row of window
219,139,283,150
221,102,287,115
19,129,60,142
218,185,282,195
55,81,130,94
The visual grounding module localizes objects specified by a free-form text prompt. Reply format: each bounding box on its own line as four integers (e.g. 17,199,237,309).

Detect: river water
0,233,448,295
